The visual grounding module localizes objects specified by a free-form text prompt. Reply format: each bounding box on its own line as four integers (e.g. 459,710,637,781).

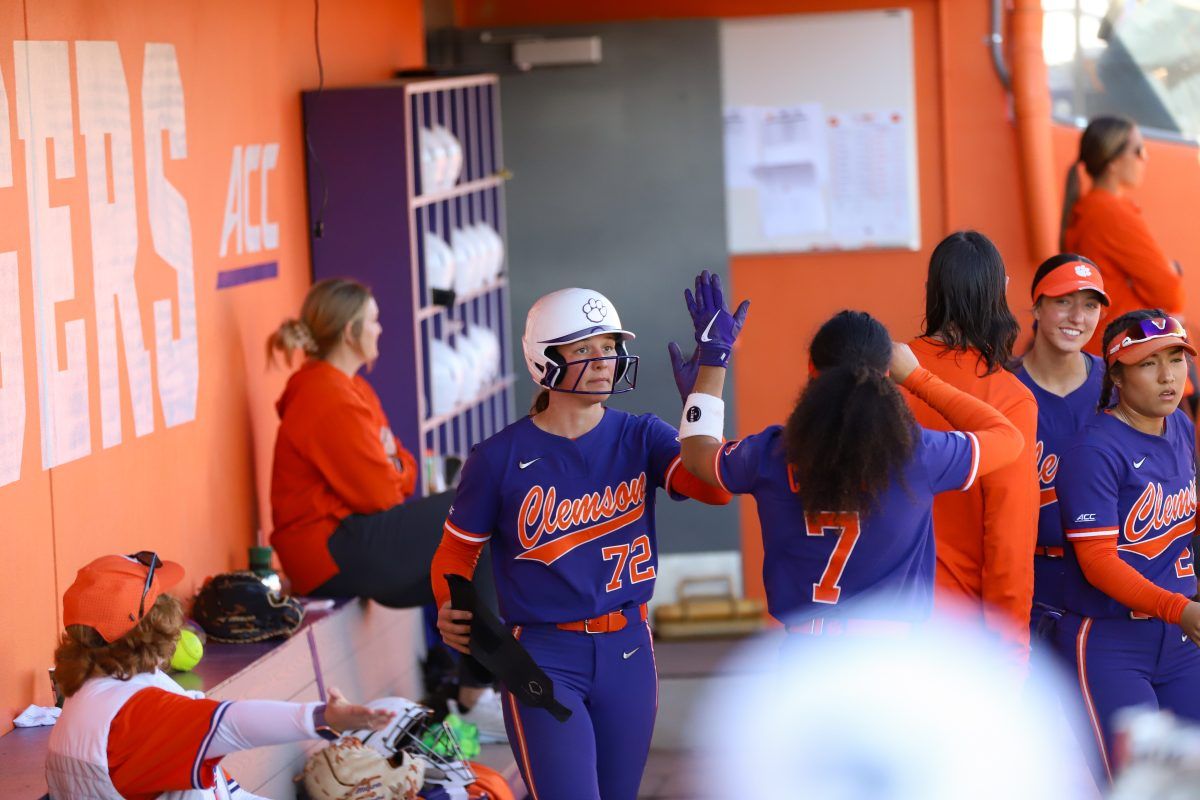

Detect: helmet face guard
352,698,476,786
540,352,639,395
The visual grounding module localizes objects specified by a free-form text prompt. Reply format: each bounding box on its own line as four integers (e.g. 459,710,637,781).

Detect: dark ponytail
1096,308,1165,411
530,389,550,415
784,311,915,513
1061,116,1135,248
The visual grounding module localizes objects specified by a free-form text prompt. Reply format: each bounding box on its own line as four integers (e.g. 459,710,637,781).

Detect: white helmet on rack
522,288,639,394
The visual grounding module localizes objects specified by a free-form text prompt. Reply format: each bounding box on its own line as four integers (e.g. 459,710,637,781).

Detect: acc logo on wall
0,42,198,488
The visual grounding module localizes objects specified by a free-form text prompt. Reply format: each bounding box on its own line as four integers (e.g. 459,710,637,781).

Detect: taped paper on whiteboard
758,104,827,181
753,163,828,239
723,107,759,189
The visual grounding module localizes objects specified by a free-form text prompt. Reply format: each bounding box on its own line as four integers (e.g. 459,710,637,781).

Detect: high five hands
667,271,750,402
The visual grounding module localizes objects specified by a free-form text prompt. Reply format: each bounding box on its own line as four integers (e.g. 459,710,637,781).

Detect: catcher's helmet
348,697,476,786
522,288,638,395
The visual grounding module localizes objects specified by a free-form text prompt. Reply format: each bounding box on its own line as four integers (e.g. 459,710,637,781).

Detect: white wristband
679,393,725,440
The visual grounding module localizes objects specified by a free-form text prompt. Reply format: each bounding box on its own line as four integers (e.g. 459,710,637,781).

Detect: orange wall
0,0,424,733
457,0,1200,604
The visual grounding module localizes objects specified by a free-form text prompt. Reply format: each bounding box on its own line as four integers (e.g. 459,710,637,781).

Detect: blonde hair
53,593,184,698
267,278,373,367
1060,115,1135,248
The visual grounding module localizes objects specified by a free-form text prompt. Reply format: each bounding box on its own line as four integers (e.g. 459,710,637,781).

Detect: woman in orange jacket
268,277,503,737
1061,115,1185,357
904,231,1040,666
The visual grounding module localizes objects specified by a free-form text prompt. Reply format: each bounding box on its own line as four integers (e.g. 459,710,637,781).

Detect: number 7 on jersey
805,512,862,604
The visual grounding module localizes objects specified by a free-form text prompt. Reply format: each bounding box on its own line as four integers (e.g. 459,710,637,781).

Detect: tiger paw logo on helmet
1075,264,1093,277
582,298,608,323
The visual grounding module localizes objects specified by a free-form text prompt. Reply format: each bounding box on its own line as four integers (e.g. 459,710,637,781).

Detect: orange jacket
1063,189,1184,355
270,360,417,594
904,338,1039,661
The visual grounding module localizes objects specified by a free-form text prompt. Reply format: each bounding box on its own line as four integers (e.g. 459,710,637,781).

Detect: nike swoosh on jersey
623,648,640,659
519,458,541,469
699,313,719,343
1134,457,1147,468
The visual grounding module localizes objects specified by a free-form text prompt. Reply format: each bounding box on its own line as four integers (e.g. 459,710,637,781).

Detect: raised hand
684,270,749,368
667,341,700,403
888,342,920,384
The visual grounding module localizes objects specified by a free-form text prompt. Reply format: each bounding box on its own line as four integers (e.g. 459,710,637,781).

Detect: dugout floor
638,634,776,798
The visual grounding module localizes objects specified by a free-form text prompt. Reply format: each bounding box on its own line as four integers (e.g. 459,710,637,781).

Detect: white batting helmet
521,288,639,394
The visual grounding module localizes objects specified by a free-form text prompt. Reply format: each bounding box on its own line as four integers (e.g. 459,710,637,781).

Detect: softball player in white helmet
431,286,731,799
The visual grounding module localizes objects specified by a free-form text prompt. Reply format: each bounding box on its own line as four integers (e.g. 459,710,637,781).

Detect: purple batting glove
683,270,750,367
667,341,700,403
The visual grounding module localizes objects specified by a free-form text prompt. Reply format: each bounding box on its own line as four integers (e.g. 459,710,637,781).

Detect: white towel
13,704,61,727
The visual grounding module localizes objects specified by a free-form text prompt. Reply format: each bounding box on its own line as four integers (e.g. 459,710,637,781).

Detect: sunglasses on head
126,550,162,619
1108,316,1187,357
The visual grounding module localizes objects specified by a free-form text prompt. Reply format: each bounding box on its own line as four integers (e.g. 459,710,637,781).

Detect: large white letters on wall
142,43,198,428
0,59,23,487
0,40,207,488
77,41,155,448
15,41,92,469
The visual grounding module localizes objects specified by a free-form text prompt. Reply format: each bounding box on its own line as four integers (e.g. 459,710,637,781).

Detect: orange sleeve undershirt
1072,536,1190,624
107,688,224,799
901,367,1024,477
432,529,486,611
669,458,733,504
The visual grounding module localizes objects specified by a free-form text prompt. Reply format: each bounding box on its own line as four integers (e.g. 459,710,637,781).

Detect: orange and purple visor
1105,316,1197,367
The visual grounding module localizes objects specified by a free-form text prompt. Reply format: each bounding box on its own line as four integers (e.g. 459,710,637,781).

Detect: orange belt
1035,545,1065,558
557,603,648,634
787,618,912,637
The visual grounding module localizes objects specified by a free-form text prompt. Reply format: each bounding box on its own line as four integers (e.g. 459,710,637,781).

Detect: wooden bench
0,599,525,798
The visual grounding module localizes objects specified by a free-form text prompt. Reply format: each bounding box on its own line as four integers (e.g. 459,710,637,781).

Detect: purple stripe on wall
215,261,278,289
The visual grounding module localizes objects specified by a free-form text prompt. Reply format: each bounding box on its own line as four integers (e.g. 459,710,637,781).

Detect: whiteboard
720,10,920,254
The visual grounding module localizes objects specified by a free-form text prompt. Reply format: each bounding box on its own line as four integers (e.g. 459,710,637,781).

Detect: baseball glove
302,737,424,800
191,571,304,643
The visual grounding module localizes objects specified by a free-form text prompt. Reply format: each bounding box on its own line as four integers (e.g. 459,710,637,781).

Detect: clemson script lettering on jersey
1034,440,1060,508
516,473,648,565
1118,478,1198,559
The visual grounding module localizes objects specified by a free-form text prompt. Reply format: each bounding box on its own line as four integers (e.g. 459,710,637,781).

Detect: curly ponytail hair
784,311,916,513
267,278,372,367
1097,308,1166,411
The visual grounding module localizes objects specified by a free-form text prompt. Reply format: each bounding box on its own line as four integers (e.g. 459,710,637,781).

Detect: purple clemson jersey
1015,354,1104,551
446,408,684,625
1057,409,1198,619
714,425,979,623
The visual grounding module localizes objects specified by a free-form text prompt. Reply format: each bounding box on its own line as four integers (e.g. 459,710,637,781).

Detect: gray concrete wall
493,19,738,552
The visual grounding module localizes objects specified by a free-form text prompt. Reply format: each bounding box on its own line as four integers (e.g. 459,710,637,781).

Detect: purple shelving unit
303,75,515,497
